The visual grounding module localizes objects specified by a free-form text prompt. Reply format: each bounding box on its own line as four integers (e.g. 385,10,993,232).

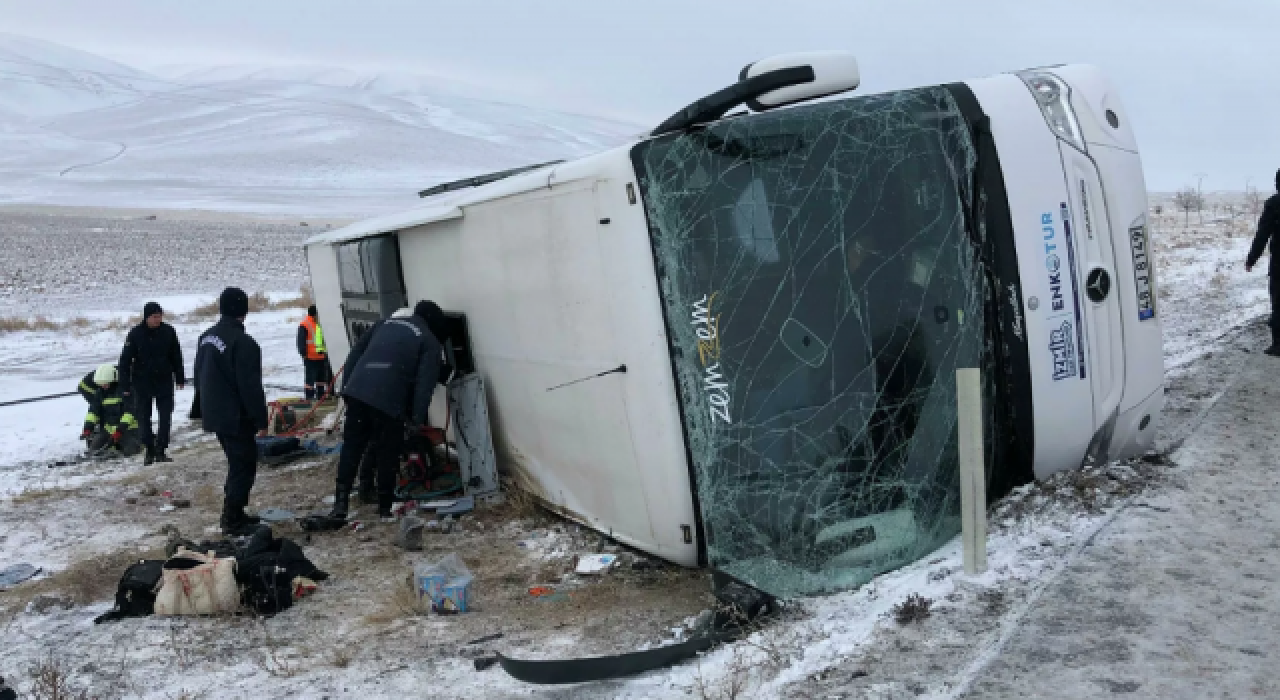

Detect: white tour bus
303,54,1163,597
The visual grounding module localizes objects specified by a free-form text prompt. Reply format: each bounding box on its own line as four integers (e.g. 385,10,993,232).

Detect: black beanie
414,300,447,341
143,301,163,318
219,287,249,318
308,304,318,317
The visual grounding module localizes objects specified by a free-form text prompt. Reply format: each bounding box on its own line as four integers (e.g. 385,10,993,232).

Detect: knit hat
143,301,163,318
413,300,447,342
308,304,318,317
219,287,249,318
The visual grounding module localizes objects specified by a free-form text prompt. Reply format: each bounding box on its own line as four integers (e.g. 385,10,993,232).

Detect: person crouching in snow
78,363,142,456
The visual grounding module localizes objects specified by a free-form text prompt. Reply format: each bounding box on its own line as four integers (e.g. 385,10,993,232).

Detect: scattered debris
891,593,933,625
171,498,192,508
26,593,75,614
467,633,504,645
474,656,500,671
258,507,296,523
124,497,138,505
415,553,474,613
436,495,474,517
396,516,425,551
575,554,618,575
141,485,159,497
159,504,176,512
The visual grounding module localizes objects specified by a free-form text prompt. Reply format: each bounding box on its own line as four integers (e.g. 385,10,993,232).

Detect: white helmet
93,364,117,387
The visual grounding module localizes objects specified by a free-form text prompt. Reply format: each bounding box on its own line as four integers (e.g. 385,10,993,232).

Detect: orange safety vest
300,316,326,360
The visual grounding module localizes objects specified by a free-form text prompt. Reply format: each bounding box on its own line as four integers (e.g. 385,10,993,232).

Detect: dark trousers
336,398,403,502
217,423,258,508
1271,273,1280,344
303,359,332,400
133,384,175,449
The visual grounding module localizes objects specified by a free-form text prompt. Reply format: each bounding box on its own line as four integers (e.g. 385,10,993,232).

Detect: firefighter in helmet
78,364,142,456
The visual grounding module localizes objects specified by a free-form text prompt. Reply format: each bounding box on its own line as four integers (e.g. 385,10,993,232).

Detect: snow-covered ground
0,33,642,218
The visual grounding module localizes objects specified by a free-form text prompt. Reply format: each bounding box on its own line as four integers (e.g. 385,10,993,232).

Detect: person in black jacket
1246,168,1280,357
327,300,448,521
193,287,269,535
120,301,186,464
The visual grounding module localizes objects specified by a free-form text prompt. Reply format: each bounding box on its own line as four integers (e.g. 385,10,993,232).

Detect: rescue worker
328,300,448,522
78,364,142,456
119,301,186,464
193,287,269,535
297,305,331,400
1246,168,1280,356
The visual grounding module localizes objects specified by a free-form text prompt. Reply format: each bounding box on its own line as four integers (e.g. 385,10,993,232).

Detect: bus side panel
305,243,350,387
396,173,699,565
966,74,1096,478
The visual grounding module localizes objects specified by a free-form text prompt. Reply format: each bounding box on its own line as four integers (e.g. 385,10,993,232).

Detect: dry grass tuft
27,654,93,700
365,572,431,624
11,487,77,504
891,593,933,625
183,287,313,321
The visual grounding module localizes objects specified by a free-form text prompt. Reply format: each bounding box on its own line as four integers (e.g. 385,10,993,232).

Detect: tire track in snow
58,140,126,176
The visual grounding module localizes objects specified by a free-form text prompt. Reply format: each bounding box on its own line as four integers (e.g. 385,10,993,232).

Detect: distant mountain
0,33,157,118
0,35,643,216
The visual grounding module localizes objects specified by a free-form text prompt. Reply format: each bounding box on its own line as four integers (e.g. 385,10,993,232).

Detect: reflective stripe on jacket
300,316,327,360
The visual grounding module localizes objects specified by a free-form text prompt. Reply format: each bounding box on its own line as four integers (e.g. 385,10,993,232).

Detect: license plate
1129,224,1155,320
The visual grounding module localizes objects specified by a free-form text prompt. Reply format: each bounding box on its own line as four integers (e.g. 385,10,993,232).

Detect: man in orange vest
297,305,331,400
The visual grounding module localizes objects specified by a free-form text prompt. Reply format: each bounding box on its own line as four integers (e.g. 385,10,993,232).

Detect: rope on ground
0,391,79,408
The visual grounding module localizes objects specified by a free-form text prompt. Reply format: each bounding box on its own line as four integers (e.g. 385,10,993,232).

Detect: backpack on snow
94,559,165,624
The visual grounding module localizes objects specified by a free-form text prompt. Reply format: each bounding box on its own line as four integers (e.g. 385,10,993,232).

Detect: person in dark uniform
296,305,331,400
1246,168,1280,357
327,301,448,522
119,301,186,464
77,363,143,456
193,287,269,535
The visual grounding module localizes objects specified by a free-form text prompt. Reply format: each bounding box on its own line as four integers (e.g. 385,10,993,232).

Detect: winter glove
81,427,92,440
111,429,122,443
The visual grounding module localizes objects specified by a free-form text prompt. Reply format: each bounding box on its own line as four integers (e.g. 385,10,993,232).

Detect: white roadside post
957,368,987,575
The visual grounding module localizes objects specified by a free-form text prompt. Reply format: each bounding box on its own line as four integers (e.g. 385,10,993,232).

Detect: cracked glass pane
633,87,989,597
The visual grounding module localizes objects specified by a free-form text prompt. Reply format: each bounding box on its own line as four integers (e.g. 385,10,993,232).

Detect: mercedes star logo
1086,267,1111,303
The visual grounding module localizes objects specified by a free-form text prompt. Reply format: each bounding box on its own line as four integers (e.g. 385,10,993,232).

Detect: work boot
328,485,351,520
143,446,155,466
377,493,396,523
154,448,173,463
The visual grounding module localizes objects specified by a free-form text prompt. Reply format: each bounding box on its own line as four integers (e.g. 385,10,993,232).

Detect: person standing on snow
1246,168,1280,357
327,301,448,522
77,363,142,456
296,305,331,400
119,301,186,464
193,287,269,535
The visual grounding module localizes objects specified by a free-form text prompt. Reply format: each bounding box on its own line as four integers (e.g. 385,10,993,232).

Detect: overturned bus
303,53,1164,597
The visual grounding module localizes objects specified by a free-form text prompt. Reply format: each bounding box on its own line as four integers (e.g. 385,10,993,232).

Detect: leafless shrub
693,646,754,700
1173,187,1204,225
891,593,933,625
27,654,93,700
329,648,353,668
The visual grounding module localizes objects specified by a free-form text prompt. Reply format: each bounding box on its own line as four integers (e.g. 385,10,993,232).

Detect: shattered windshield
633,87,989,597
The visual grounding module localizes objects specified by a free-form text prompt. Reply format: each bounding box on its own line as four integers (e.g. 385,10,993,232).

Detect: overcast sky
2,0,1277,191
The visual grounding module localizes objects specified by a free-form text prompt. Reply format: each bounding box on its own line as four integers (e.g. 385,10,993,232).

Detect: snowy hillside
0,35,643,216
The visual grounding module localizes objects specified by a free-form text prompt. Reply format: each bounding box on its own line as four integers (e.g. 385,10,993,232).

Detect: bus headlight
1016,70,1086,153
